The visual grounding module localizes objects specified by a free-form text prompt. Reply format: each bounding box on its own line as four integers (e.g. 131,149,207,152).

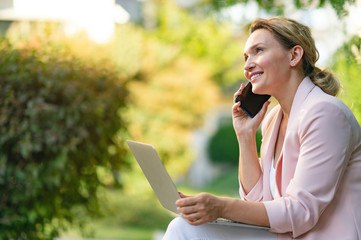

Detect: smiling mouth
251,73,263,81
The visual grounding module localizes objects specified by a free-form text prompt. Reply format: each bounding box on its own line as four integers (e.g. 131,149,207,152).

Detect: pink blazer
239,77,361,239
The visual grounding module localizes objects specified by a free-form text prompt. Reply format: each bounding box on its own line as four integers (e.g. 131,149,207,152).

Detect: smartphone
235,82,270,118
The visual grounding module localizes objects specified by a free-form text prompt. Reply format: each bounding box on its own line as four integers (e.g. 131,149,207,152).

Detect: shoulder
297,86,360,141
300,87,354,123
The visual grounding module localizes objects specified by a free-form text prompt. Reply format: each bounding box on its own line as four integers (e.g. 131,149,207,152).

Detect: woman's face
243,29,291,95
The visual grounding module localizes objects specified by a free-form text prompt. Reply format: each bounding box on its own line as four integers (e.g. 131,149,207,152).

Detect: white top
270,156,276,199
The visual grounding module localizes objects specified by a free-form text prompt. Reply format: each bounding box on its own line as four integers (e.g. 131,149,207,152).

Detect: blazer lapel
261,107,283,200
276,77,315,196
275,152,283,197
287,77,315,131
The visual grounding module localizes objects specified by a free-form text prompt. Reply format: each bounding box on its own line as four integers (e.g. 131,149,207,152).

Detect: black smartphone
235,82,270,118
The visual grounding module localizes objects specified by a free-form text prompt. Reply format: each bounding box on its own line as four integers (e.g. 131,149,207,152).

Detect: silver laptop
126,140,269,230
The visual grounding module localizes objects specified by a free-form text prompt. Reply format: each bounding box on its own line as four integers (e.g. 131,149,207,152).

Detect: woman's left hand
176,192,224,225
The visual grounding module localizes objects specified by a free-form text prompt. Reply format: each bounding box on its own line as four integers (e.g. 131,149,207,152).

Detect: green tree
0,39,128,239
333,35,361,123
207,120,263,166
154,1,244,89
124,31,221,176
1,17,227,237
200,0,356,17
118,2,242,176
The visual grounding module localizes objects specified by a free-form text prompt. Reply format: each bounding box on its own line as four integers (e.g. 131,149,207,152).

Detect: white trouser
162,217,278,240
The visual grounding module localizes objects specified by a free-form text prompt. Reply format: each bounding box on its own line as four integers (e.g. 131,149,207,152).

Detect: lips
249,72,263,83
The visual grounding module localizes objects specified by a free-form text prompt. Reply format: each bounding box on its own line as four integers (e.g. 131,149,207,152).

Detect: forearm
176,193,270,227
238,132,262,193
220,197,270,227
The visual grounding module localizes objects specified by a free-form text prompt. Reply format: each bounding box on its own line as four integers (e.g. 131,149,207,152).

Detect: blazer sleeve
264,100,353,237
239,173,263,201
238,106,280,201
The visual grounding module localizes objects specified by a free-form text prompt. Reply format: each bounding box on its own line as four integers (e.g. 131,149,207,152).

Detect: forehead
244,29,278,53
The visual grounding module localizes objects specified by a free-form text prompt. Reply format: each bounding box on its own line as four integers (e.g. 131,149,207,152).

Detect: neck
274,72,304,118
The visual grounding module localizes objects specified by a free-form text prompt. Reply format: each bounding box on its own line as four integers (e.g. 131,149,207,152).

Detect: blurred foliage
123,2,236,176
208,121,239,165
154,1,244,89
208,119,262,166
126,54,220,175
201,168,239,197
0,3,237,236
0,36,128,239
1,0,359,238
103,190,173,229
63,187,174,238
333,35,361,123
200,0,284,15
199,0,356,17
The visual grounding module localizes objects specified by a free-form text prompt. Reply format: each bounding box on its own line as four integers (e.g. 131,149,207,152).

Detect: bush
0,40,128,239
208,120,262,166
333,35,361,123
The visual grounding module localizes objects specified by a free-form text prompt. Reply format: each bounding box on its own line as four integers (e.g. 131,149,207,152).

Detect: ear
289,45,303,67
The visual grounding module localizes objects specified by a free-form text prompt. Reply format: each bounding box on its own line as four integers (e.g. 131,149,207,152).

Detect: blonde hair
250,17,340,96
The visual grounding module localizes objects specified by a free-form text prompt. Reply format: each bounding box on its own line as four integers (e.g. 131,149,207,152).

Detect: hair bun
310,68,340,96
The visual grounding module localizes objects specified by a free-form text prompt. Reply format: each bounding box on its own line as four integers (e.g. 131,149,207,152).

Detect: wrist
237,131,257,147
218,197,238,219
235,127,256,139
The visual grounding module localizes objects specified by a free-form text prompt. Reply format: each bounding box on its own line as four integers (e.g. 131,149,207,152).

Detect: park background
0,0,360,239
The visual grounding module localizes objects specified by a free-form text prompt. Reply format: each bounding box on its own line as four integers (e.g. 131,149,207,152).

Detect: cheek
260,50,287,70
259,57,275,71
244,70,250,79
263,57,287,79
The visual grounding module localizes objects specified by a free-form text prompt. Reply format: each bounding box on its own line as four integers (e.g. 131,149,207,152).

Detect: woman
163,17,361,239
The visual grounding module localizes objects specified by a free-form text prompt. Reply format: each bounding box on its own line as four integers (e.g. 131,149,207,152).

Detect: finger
178,192,188,198
183,211,200,220
232,101,241,112
183,213,203,226
186,216,207,226
178,205,198,215
185,217,201,226
232,101,247,118
234,83,245,98
176,197,197,208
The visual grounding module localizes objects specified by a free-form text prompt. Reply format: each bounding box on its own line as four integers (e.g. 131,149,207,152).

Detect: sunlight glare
14,0,120,44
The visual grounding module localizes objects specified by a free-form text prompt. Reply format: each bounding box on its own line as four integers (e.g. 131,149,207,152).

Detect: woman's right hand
232,84,270,139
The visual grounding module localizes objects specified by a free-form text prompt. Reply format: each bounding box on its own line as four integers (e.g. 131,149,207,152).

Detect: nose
243,58,255,79
244,57,255,71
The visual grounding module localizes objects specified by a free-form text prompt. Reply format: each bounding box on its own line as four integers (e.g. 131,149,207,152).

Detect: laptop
126,140,269,230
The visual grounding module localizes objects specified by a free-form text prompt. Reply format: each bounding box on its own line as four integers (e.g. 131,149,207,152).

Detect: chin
251,83,261,93
252,84,269,95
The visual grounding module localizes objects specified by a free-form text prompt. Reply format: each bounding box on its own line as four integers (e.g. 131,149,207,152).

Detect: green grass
178,167,239,197
61,225,154,240
203,168,239,197
60,168,239,240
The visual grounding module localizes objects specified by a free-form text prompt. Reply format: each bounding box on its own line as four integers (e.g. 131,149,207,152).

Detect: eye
243,53,248,62
256,47,263,53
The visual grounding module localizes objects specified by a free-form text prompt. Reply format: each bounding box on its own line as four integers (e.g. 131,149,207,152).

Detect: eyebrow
244,43,266,54
243,42,265,59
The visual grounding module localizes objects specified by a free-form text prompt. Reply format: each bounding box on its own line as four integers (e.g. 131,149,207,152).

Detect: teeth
251,73,262,80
